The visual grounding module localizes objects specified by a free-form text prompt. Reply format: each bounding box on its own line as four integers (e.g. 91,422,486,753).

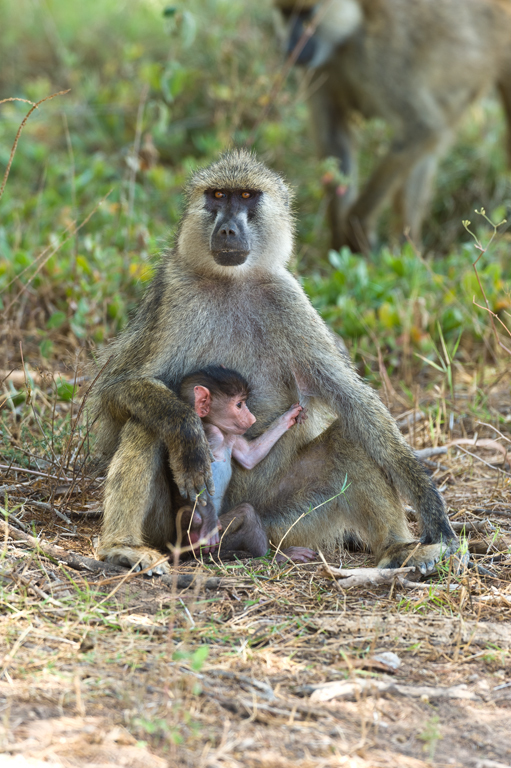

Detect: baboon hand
295,405,308,425
169,431,215,505
175,470,215,506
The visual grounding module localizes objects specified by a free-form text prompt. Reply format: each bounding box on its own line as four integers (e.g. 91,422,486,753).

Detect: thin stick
455,444,511,477
0,464,72,481
125,83,149,250
0,91,70,201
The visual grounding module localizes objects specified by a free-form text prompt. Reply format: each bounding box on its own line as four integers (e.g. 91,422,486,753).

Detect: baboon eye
236,401,243,409
214,190,225,199
241,191,251,199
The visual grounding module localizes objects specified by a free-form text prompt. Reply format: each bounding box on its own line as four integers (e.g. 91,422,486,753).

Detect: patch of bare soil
1,368,511,767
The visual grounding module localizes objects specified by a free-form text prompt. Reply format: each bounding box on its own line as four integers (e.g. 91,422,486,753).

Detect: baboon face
280,6,317,66
205,188,262,267
194,386,257,435
179,150,294,275
276,0,363,70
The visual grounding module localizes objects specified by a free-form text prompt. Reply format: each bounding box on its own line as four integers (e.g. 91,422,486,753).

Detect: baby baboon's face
211,393,256,435
194,386,256,436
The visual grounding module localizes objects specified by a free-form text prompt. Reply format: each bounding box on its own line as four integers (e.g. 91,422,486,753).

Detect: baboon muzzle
211,215,250,266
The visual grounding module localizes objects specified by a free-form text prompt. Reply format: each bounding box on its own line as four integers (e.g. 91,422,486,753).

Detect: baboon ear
194,386,211,418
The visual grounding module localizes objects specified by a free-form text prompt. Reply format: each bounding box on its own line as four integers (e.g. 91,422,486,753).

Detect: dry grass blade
0,91,70,201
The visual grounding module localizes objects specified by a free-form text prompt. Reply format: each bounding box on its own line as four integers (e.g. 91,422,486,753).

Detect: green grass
1,0,510,374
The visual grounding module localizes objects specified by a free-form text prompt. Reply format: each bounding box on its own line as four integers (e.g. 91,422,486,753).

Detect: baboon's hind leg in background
392,145,447,247
344,120,450,254
308,80,450,253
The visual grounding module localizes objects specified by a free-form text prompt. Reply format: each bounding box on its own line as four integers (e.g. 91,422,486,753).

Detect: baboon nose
219,223,238,238
211,215,251,264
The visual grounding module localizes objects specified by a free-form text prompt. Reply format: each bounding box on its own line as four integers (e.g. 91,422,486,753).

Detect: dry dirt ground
1,367,511,768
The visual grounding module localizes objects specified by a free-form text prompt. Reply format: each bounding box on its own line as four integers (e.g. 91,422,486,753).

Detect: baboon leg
174,502,267,560
393,151,440,247
497,78,511,167
98,419,174,574
255,419,452,573
394,127,453,246
217,503,269,558
217,504,317,564
308,83,358,252
346,126,444,253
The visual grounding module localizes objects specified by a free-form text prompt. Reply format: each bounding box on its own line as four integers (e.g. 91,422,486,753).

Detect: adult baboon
90,150,457,575
276,0,511,253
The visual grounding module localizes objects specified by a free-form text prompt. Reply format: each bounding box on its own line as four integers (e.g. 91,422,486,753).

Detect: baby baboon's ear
194,386,212,418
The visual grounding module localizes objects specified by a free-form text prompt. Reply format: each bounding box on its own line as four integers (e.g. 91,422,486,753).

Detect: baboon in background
275,0,511,253
90,149,457,576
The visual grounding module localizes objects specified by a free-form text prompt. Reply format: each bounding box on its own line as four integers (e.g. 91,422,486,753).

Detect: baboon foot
98,544,172,576
377,539,460,575
275,546,318,564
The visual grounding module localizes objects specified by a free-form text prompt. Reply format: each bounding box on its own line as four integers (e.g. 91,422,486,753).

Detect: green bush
1,0,510,370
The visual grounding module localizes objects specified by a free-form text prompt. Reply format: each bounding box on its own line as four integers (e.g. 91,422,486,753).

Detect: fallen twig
450,520,495,533
306,679,479,703
0,370,90,388
318,562,419,589
415,446,447,459
474,586,511,607
0,464,72,482
14,498,74,526
397,410,425,430
1,519,224,591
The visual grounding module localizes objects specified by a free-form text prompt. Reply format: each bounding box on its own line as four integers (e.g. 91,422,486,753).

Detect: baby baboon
90,149,457,575
275,0,511,252
177,365,316,562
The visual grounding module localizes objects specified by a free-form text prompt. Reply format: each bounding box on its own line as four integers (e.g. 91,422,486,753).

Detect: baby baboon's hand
281,403,307,429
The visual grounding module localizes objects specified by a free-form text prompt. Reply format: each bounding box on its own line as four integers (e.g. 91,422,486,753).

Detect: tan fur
276,0,511,252
90,149,456,573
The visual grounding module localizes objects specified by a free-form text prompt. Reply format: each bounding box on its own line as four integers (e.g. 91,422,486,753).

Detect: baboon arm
232,403,304,470
290,316,449,523
100,377,214,501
